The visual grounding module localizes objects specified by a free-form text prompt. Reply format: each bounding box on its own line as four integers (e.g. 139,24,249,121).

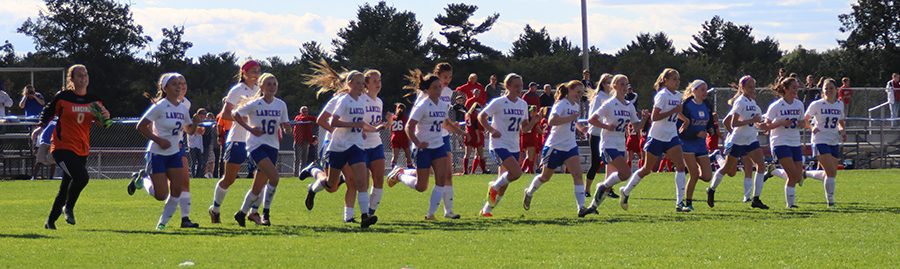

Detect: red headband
241,60,259,73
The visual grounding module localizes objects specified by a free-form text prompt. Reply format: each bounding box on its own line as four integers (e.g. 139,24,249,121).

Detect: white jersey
806,99,844,145
319,93,344,145
416,86,453,136
328,94,367,152
235,97,289,152
544,99,580,150
765,98,805,147
224,83,259,143
597,98,641,151
587,90,612,136
362,94,384,149
481,96,528,152
647,88,682,141
725,95,761,146
140,98,191,156
409,96,449,149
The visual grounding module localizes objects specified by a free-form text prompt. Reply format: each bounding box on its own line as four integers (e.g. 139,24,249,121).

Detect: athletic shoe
62,206,75,225
298,163,317,181
156,223,166,231
742,196,752,203
676,201,692,212
788,205,800,209
706,188,716,208
607,189,620,199
424,215,437,221
360,214,378,228
127,170,142,196
592,184,609,208
584,190,591,198
180,217,200,228
763,163,775,182
386,167,403,188
486,184,499,207
751,197,770,209
305,184,317,210
618,187,629,211
344,218,357,223
208,207,221,224
234,211,247,227
523,190,533,211
44,222,56,230
685,200,695,212
444,213,461,219
247,212,263,225
827,203,835,208
479,210,493,217
578,206,598,218
261,209,271,226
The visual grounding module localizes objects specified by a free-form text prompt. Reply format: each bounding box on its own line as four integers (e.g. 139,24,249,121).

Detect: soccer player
230,73,290,227
678,80,715,212
706,76,769,209
619,68,689,212
389,103,414,169
464,103,487,174
41,64,111,230
128,73,202,230
761,77,807,208
585,73,615,199
361,70,388,216
522,80,592,216
800,78,845,207
209,60,261,224
479,73,529,217
583,74,646,216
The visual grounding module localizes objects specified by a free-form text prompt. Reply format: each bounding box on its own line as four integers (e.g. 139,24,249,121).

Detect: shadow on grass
0,233,55,239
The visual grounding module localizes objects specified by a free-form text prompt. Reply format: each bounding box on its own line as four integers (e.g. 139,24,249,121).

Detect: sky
0,0,855,60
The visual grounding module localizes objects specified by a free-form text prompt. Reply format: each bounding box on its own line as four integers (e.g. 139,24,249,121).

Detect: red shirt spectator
293,110,316,144
522,84,541,108
465,88,487,109
455,74,485,100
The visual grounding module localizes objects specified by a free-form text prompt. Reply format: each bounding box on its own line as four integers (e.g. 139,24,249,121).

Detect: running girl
478,73,529,217
801,78,845,208
760,77,806,208
677,80,715,212
585,73,613,198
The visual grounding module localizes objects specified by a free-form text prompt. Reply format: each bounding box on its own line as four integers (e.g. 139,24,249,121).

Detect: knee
508,170,522,181
700,174,712,182
153,192,168,201
415,185,428,192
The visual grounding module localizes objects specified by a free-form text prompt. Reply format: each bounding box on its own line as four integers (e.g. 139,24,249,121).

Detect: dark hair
433,62,452,75
773,77,799,97
555,80,583,101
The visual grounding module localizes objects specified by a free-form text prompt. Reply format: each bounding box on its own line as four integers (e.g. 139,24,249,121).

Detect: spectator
539,84,554,108
887,73,900,126
18,85,45,117
455,73,484,100
203,112,217,178
188,109,207,178
465,87,486,109
523,82,541,108
0,83,12,117
452,95,467,122
581,69,595,90
484,74,503,101
839,77,852,114
292,106,316,175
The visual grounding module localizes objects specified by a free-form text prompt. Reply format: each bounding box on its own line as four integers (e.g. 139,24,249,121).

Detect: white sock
601,172,620,188
675,172,686,205
310,168,324,177
403,169,417,176
158,195,180,226
369,187,383,214
142,176,154,196
742,178,753,201
824,177,835,204
754,172,765,197
491,172,510,190
525,176,543,196
357,191,370,216
311,179,326,193
574,184,585,209
482,201,492,214
785,186,796,207
239,190,259,214
262,184,276,210
212,185,227,213
622,173,643,196
772,169,788,180
343,207,354,221
715,153,726,168
805,170,826,181
179,191,191,218
710,169,725,190
427,186,444,217
399,174,418,189
442,185,455,215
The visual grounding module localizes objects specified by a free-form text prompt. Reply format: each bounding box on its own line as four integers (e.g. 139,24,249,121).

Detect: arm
650,105,681,122
220,102,236,120
18,96,27,109
316,112,335,133
38,93,59,127
232,110,263,137
405,119,426,148
443,118,465,136
548,112,578,126
136,118,171,149
478,111,499,138
184,113,202,135
35,94,45,106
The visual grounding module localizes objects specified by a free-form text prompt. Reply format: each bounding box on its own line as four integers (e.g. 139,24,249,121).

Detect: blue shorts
682,139,709,157
223,141,248,164
725,141,760,158
328,145,366,169
179,141,186,155
813,144,841,158
441,135,452,155
644,137,682,157
414,146,448,169
146,152,184,174
601,148,626,163
365,144,386,168
249,144,279,165
540,146,579,170
772,145,803,162
491,148,520,163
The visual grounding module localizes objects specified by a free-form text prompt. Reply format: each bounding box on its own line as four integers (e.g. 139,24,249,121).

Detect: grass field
1,169,898,268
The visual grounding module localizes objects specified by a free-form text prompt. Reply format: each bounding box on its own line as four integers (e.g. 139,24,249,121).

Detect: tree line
0,0,897,116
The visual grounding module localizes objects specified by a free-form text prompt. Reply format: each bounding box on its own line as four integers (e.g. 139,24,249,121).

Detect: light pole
580,0,589,70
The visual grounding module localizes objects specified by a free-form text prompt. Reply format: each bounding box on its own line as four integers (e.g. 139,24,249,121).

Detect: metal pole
580,0,589,70
30,71,34,86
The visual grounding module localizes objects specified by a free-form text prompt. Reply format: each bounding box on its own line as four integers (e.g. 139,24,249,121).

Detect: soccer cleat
444,213,461,219
180,217,200,228
261,209,271,226
706,188,716,208
479,210,493,217
44,222,56,230
62,206,75,225
592,185,609,208
788,205,800,209
685,200,695,212
360,214,378,228
247,212,263,225
676,202,692,212
742,196,752,203
763,163,776,182
208,207,221,224
751,197,770,210
127,171,141,196
424,215,437,221
827,203,835,208
523,190,533,211
234,211,247,227
305,185,317,210
486,185,499,207
298,163,317,181
607,188,620,199
386,167,403,188
344,218,357,223
156,223,166,231
618,187,629,211
578,206,599,218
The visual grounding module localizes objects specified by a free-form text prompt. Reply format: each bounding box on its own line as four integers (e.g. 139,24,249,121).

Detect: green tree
614,32,683,108
431,3,501,60
510,25,553,58
839,0,900,83
151,25,193,71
